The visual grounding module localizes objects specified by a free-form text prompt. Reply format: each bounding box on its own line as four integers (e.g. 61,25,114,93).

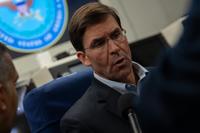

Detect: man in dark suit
0,43,19,133
136,0,200,132
60,2,147,133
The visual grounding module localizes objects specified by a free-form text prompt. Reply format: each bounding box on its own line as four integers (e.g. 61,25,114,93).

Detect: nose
107,39,121,54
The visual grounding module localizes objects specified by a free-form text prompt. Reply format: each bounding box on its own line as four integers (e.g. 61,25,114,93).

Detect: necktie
125,84,138,95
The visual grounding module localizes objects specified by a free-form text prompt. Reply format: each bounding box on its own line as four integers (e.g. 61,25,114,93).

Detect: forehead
83,15,120,46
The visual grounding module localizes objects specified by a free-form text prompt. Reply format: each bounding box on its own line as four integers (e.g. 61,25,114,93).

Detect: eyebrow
91,37,105,44
88,36,106,49
112,28,120,33
90,28,121,44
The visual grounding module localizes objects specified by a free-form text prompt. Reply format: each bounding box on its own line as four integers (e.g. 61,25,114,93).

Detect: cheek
10,88,18,123
127,48,132,57
123,43,132,58
12,87,18,109
90,51,108,65
8,85,18,110
124,41,131,54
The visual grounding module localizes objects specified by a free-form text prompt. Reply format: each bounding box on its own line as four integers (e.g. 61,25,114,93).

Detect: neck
128,72,137,85
125,67,138,85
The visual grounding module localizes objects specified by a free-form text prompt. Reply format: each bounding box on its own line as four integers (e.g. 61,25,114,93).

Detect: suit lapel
104,88,122,117
91,78,123,118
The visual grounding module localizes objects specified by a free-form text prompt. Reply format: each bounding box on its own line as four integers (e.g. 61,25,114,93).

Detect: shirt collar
94,61,148,93
132,61,148,80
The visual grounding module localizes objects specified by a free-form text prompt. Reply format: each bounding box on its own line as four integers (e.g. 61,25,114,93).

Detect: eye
110,29,121,40
90,38,106,49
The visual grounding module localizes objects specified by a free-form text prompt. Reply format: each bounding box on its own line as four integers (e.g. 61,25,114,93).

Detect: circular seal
0,0,68,53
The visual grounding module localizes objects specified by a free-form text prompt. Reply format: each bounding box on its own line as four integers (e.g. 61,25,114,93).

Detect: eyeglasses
84,28,126,51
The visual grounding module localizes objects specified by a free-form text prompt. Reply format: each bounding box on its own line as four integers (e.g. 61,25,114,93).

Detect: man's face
77,15,133,82
0,53,18,132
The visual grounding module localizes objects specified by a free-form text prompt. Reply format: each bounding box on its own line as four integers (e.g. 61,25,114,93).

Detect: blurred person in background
0,43,18,133
136,0,200,132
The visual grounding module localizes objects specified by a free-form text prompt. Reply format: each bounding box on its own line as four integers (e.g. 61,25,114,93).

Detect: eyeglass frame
83,28,127,51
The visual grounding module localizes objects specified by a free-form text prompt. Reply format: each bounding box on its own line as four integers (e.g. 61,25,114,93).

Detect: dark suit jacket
136,0,200,132
60,78,133,133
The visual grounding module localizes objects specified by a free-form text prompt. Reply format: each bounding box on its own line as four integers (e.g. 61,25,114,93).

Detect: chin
109,70,129,82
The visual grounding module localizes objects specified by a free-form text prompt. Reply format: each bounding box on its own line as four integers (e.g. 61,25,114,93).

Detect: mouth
113,57,126,66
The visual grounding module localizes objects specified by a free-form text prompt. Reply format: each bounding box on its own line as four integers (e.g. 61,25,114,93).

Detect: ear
76,51,91,66
0,83,7,111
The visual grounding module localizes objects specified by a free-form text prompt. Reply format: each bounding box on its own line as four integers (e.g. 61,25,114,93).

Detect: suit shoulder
61,87,96,121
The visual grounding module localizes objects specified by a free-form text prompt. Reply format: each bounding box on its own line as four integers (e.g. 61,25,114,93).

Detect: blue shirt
94,61,148,95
